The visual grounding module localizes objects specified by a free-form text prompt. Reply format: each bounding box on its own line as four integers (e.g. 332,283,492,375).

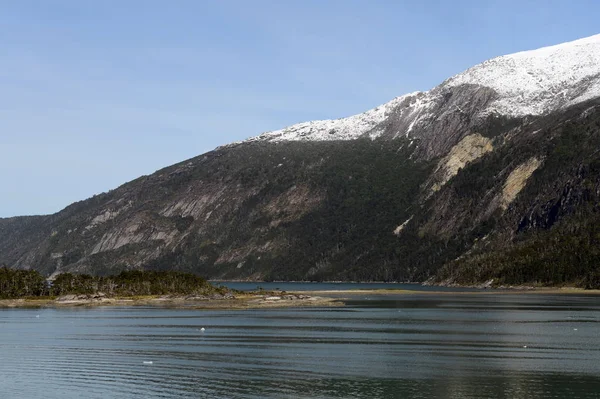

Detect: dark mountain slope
432,101,600,287
1,138,431,280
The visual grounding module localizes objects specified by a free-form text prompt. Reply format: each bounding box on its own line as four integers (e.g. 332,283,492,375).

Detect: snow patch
244,92,421,143
446,34,600,116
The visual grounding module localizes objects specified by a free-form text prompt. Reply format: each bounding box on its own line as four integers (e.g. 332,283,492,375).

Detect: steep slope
2,34,600,286
1,138,433,280
431,100,600,287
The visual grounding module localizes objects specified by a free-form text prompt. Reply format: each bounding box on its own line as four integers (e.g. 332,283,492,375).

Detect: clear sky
1,0,599,217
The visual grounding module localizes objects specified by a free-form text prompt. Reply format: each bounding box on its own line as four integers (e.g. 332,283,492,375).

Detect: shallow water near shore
214,281,479,292
1,290,599,398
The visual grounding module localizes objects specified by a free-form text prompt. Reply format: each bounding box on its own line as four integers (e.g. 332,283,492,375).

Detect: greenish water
1,292,599,398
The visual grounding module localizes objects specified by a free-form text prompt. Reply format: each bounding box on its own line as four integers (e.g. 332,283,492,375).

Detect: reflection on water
1,293,599,398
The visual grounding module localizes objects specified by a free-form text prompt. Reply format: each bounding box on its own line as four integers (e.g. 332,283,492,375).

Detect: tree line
0,267,224,299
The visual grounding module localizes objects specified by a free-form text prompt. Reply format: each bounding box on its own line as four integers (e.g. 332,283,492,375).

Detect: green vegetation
435,213,600,288
0,267,47,298
0,267,225,299
266,138,434,281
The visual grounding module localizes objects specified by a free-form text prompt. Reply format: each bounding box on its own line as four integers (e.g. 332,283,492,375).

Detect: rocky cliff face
2,35,600,286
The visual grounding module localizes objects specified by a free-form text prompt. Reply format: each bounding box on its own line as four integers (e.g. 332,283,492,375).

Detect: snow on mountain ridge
245,91,422,143
446,33,600,116
248,34,600,143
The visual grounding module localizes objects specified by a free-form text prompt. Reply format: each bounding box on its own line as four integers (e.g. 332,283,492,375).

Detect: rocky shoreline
0,292,342,309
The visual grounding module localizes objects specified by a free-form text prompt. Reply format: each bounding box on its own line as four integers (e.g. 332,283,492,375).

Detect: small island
0,267,340,309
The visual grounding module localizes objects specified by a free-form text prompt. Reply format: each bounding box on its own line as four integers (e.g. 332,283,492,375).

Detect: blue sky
1,0,599,217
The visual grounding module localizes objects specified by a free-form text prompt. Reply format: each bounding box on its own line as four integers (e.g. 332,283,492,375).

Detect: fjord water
215,281,479,292
1,292,599,399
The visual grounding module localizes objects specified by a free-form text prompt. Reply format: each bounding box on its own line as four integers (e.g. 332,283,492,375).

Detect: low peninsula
0,268,340,309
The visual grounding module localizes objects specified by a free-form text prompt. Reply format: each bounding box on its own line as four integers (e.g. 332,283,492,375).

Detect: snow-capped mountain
4,34,600,288
249,34,600,144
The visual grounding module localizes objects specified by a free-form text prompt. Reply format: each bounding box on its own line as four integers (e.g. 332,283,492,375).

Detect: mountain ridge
243,34,600,146
2,34,600,287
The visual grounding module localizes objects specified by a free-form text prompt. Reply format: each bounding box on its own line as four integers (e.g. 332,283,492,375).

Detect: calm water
214,281,478,292
1,292,599,398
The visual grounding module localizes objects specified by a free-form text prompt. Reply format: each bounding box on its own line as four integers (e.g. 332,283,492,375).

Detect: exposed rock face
393,216,413,236
383,85,499,160
86,202,132,230
430,133,494,193
500,158,542,210
264,184,325,228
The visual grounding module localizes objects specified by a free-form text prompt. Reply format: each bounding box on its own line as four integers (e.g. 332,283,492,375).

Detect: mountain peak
246,34,600,144
446,33,600,116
